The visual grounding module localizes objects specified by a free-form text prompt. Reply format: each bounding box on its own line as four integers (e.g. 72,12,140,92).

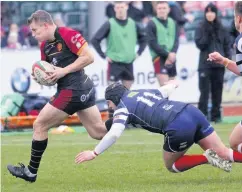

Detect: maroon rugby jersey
40,27,93,90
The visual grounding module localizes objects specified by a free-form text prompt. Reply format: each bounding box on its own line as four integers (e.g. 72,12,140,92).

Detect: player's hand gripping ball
32,61,57,86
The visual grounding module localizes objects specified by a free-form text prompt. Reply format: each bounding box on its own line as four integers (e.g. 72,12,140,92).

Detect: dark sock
28,139,48,174
105,118,113,131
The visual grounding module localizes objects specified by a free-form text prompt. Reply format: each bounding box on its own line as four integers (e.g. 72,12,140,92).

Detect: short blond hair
27,10,54,25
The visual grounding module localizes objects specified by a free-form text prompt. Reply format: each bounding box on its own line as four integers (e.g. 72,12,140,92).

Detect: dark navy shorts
107,61,134,81
49,88,96,115
163,104,214,152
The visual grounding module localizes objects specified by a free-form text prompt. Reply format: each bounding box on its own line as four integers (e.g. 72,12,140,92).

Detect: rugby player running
7,10,110,182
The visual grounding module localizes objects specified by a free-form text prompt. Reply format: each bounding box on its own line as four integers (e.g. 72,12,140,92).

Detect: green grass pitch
1,123,241,192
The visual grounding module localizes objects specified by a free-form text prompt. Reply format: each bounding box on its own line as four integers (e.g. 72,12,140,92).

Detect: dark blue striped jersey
235,33,242,75
112,89,188,134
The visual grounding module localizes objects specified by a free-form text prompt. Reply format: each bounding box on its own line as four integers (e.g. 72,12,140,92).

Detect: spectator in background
20,25,38,47
195,3,231,123
1,26,7,48
105,1,115,18
7,23,25,49
92,1,146,119
128,1,153,27
168,1,194,31
53,13,66,27
146,1,179,86
229,18,240,49
91,1,147,90
1,2,12,28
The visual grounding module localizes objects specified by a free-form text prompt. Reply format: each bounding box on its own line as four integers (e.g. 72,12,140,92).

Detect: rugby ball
32,61,56,86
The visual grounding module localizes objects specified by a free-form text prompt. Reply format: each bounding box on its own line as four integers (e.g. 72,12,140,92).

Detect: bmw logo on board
11,68,31,93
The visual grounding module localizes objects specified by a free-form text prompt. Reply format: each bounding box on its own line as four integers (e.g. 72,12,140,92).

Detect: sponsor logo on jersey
80,94,86,102
179,142,187,149
52,58,58,66
76,42,81,49
57,43,62,51
128,91,139,98
71,34,81,44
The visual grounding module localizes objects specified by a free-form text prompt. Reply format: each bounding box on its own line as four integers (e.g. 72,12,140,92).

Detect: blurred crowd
1,1,88,49
1,1,236,50
106,1,235,43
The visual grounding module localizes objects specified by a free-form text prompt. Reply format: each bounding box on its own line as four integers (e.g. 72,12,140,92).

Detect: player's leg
210,68,224,122
198,69,210,118
153,56,169,86
107,61,122,85
162,107,210,173
75,88,109,140
121,62,134,89
156,73,169,86
229,121,242,152
32,104,69,140
107,62,122,117
163,150,188,172
193,106,242,166
167,62,177,81
77,105,107,140
198,131,232,171
163,105,236,173
7,90,70,182
29,103,69,169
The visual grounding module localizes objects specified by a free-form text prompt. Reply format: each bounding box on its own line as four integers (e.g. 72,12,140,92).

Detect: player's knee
229,136,237,151
33,119,40,129
89,133,104,140
229,141,238,151
163,162,177,173
85,122,107,140
96,123,108,139
92,131,107,140
33,119,47,133
230,145,238,151
165,165,177,173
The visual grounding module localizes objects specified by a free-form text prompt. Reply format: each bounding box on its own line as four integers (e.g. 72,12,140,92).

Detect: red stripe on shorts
153,57,161,74
52,90,73,111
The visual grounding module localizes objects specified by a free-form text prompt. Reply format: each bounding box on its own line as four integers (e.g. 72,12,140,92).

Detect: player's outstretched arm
208,52,241,76
158,79,179,98
75,123,125,164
